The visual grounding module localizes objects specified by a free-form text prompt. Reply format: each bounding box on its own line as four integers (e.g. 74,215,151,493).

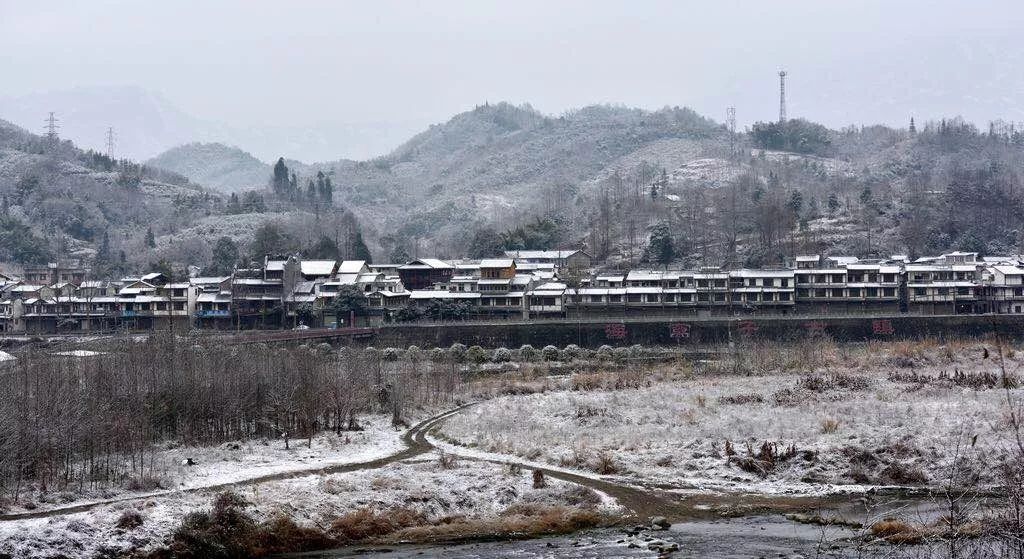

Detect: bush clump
492,347,513,363
563,344,585,361
381,347,401,362
428,347,447,362
448,343,467,363
595,345,614,361
466,345,489,364
518,344,538,362
542,345,560,361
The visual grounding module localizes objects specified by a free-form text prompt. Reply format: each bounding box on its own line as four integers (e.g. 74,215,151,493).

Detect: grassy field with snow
440,339,1024,495
0,452,611,558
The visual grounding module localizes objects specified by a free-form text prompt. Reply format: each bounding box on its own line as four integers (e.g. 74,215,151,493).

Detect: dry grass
389,505,605,543
329,507,427,542
821,418,840,434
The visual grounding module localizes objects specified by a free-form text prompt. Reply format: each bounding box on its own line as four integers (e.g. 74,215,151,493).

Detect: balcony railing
195,309,231,318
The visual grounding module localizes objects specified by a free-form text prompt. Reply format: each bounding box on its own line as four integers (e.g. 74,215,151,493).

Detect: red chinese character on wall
669,323,690,339
872,319,895,336
605,323,627,340
737,320,758,336
804,321,827,337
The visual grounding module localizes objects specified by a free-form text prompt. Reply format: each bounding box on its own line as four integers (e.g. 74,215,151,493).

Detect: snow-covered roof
301,260,337,276
626,271,663,281
409,290,480,300
338,260,367,274
480,258,514,268
991,265,1024,276
336,273,360,285
729,269,795,278
504,250,583,259
400,258,452,270
190,276,230,285
197,293,231,303
265,259,287,272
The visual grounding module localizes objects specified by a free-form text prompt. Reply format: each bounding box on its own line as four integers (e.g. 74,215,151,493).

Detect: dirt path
0,405,469,522
0,404,832,525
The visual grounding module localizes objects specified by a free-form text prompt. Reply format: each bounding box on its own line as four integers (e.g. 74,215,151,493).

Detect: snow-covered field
0,453,611,558
439,342,1024,495
3,415,405,516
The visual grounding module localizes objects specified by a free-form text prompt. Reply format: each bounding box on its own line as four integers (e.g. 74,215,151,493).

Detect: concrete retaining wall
372,315,1024,349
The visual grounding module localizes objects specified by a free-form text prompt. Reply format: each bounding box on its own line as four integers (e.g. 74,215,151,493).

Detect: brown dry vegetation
0,334,460,505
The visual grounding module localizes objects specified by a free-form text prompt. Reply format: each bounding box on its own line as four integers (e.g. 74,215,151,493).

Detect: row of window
797,287,898,298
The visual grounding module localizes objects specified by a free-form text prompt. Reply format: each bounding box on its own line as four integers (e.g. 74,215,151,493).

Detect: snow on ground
0,454,612,559
5,415,405,515
439,344,1024,495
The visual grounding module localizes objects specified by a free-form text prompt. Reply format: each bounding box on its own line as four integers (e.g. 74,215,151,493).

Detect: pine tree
827,192,840,216
145,227,156,248
323,176,334,203
352,231,372,263
226,192,242,214
306,179,316,202
909,117,917,136
646,221,675,267
272,158,289,193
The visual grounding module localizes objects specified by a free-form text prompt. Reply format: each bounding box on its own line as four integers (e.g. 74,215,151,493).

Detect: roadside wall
372,315,1024,348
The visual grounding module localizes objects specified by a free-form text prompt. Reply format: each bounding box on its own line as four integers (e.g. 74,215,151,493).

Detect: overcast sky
2,0,1024,159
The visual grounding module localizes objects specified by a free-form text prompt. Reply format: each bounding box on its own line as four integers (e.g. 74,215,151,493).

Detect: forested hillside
0,119,370,276
134,104,1024,269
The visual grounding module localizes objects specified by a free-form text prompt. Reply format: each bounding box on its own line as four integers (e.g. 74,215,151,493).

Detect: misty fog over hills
0,86,428,162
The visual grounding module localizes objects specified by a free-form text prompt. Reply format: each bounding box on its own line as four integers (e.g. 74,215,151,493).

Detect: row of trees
0,335,460,500
271,159,334,206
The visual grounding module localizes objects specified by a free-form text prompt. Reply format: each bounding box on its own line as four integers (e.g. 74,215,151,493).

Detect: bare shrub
436,451,458,470
821,418,840,434
592,451,619,475
718,393,764,405
115,510,144,530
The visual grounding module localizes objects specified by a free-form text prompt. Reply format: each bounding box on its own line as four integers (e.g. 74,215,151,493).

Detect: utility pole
44,112,60,147
778,71,787,124
105,127,116,158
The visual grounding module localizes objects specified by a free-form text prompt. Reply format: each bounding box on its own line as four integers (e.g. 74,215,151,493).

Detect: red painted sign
604,323,627,340
804,321,827,337
669,323,691,339
872,319,895,336
737,320,758,336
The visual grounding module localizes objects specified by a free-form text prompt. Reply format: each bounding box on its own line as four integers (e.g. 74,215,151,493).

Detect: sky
2,0,1024,161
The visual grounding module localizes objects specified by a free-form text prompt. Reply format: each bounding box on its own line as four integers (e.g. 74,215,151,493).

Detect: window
697,279,709,288
714,279,726,288
779,278,789,287
646,294,658,303
779,292,791,301
714,293,726,302
664,294,675,302
679,294,692,302
697,293,709,302
848,288,861,298
883,288,895,297
815,289,826,298
914,287,926,296
866,288,878,297
609,295,621,303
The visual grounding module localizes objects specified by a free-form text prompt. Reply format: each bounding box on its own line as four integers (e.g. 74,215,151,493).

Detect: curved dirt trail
0,405,470,522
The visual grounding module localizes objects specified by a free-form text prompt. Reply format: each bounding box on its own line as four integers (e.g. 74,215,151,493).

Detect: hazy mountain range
0,86,426,162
